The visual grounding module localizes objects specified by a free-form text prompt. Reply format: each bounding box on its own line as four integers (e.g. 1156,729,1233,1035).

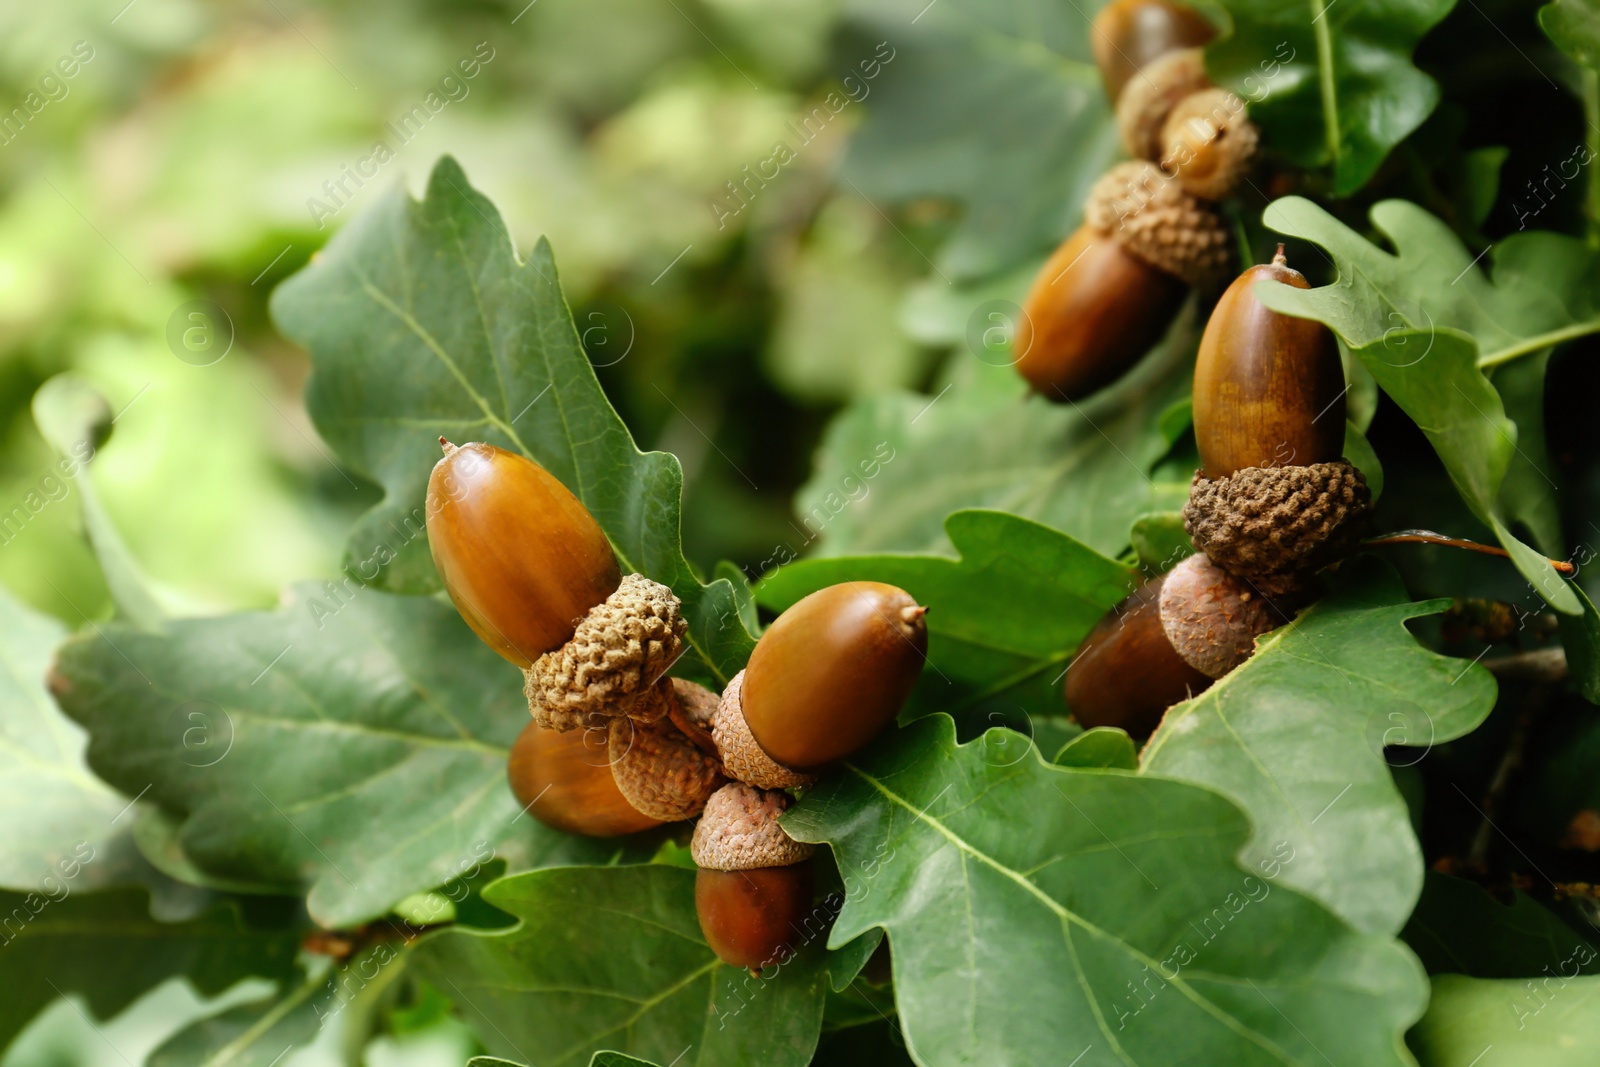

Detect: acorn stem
1362,530,1576,575
1271,243,1286,266
439,437,457,455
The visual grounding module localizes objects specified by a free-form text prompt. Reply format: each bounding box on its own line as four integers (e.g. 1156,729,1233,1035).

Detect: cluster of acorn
1064,244,1371,736
1016,0,1258,400
424,440,927,974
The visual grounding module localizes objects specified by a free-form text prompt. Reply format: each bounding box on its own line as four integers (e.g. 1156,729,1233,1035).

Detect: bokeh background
1,0,1590,1062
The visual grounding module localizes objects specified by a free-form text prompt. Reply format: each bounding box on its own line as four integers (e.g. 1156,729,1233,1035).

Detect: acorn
1160,87,1259,200
427,441,620,668
1116,47,1213,161
1065,554,1290,737
1090,0,1215,102
507,720,662,837
1064,572,1210,739
692,783,816,973
1015,162,1230,401
1185,248,1372,597
735,582,927,773
1191,247,1346,479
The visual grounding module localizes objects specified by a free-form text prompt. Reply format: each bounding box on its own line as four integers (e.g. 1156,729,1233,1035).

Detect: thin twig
1483,647,1569,685
1364,529,1576,575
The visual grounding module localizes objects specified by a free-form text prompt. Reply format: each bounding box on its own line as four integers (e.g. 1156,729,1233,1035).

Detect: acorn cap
691,782,814,871
1160,87,1259,200
525,573,687,729
609,691,727,822
1084,161,1232,290
712,671,818,791
1184,461,1374,598
1115,47,1213,161
1158,553,1284,679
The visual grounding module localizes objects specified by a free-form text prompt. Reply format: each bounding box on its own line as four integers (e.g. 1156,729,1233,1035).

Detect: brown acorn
1015,225,1188,401
1191,248,1347,479
1091,0,1216,102
1160,87,1259,200
1016,162,1230,402
427,441,620,668
692,783,817,973
1064,573,1211,739
741,582,927,772
506,720,662,837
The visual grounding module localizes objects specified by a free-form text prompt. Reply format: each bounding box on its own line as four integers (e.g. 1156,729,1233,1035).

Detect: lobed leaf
413,865,847,1067
52,582,626,927
271,156,756,685
784,714,1427,1067
1141,558,1496,935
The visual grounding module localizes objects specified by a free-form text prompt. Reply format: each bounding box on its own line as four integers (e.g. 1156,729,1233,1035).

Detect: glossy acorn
1064,573,1211,739
1014,225,1189,401
506,721,662,837
1191,248,1346,479
426,440,620,667
1091,0,1215,102
741,582,927,771
695,863,816,973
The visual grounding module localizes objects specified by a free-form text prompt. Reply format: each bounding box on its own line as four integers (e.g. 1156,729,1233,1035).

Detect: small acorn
1016,162,1230,401
427,441,620,668
1064,572,1211,739
1116,47,1213,161
1191,247,1346,479
1091,0,1215,102
1160,87,1259,200
507,720,662,837
738,582,927,772
1065,554,1290,736
692,783,816,973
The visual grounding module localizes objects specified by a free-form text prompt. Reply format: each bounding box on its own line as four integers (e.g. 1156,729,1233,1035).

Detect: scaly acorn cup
427,440,620,668
607,679,727,822
1185,247,1373,596
1090,0,1215,102
730,581,927,773
1015,161,1230,401
507,720,662,837
692,783,816,973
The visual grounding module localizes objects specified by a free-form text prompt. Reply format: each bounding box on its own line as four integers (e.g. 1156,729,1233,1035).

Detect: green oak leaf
469,1056,661,1067
1402,872,1598,978
0,887,301,1056
412,865,842,1067
0,582,133,894
1210,0,1457,194
837,0,1116,279
794,324,1195,562
1141,558,1496,935
755,509,1134,723
1410,973,1600,1065
1542,0,1600,68
783,714,1427,1067
270,156,755,685
52,583,627,927
32,375,164,631
1259,195,1600,615
1055,727,1138,770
